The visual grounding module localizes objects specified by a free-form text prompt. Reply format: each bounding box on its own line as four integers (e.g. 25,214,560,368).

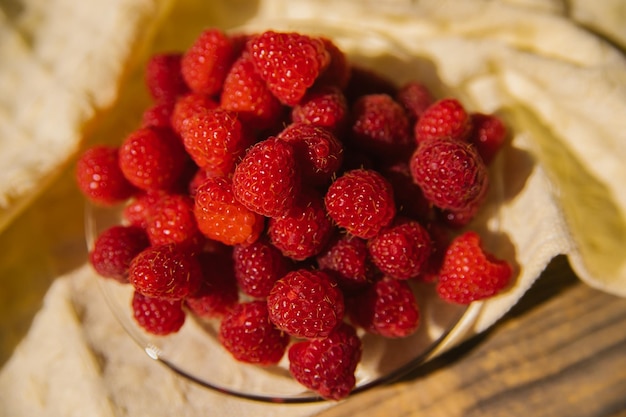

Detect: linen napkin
1,0,626,416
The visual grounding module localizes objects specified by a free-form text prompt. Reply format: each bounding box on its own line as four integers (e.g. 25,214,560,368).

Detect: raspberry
348,277,420,338
316,233,377,290
288,322,362,400
324,169,396,239
409,137,489,212
436,231,513,304
141,100,175,129
219,300,290,365
367,218,432,280
232,237,292,298
89,225,150,283
122,190,166,228
277,123,343,187
131,291,186,335
395,81,435,124
267,268,344,339
186,251,239,319
193,176,264,246
468,112,508,165
220,54,283,130
291,85,349,135
170,92,219,135
350,94,413,159
118,127,189,192
380,162,432,222
128,243,203,300
315,38,351,90
145,53,189,102
145,193,204,249
179,108,251,176
267,188,334,261
232,137,301,218
181,28,235,96
248,30,330,106
414,98,471,143
75,146,137,206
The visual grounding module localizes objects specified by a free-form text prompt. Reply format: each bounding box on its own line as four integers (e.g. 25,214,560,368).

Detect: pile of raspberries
76,27,513,400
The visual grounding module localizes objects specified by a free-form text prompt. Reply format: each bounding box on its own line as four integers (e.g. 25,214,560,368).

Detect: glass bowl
84,19,501,403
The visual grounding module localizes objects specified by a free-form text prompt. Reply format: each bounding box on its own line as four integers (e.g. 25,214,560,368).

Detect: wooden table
314,255,626,417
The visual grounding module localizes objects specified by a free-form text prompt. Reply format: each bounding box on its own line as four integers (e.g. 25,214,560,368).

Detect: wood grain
314,256,626,417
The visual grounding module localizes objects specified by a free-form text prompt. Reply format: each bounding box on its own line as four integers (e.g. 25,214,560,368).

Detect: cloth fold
1,0,625,416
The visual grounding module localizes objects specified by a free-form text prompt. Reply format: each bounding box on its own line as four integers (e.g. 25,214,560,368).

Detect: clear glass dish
84,19,500,403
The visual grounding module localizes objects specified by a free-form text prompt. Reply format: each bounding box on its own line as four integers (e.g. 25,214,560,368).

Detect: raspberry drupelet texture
89,225,150,283
395,81,435,124
414,98,471,143
193,176,264,246
145,193,204,249
132,291,186,336
410,137,489,212
219,300,290,365
145,53,189,102
128,243,203,300
170,92,219,136
181,28,235,96
75,145,137,206
232,237,293,299
468,112,508,165
348,276,420,338
324,168,396,239
291,85,349,134
288,322,362,400
248,30,330,106
267,268,344,339
142,100,176,129
118,127,189,192
316,233,377,290
267,188,334,261
436,231,513,304
277,123,344,187
232,137,301,218
179,107,251,176
367,218,433,280
220,54,284,131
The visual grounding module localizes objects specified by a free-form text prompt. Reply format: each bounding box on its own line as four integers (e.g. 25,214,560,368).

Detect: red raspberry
132,291,186,336
315,37,351,90
141,100,175,129
267,268,344,339
348,277,420,338
179,108,251,176
232,237,293,298
128,243,203,300
145,53,189,102
232,137,301,218
220,54,283,130
89,225,150,283
288,322,362,400
122,190,166,228
219,300,290,365
437,182,488,228
118,127,189,192
316,233,377,290
409,137,489,212
324,169,396,239
436,231,513,304
145,193,204,249
277,123,343,187
414,98,471,143
185,251,239,319
380,162,432,222
395,81,435,124
344,65,397,104
170,92,219,136
350,94,413,159
367,218,432,280
181,28,235,96
247,30,330,106
291,85,349,135
267,188,334,261
468,112,508,165
193,176,264,246
75,146,137,206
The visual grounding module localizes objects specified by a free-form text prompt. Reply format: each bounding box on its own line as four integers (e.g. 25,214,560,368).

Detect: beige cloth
1,0,626,416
